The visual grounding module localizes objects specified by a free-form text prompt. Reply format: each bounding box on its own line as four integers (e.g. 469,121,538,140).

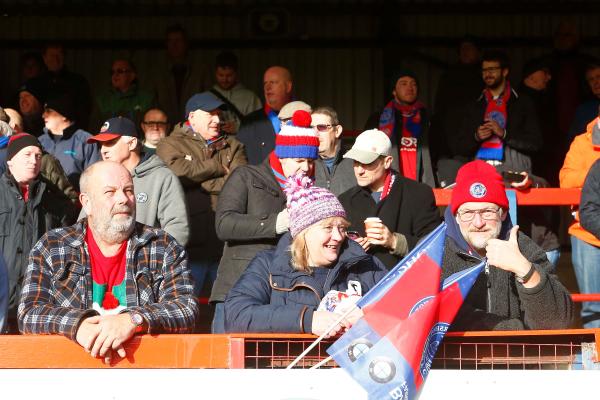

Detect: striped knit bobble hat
275,110,319,159
284,173,346,238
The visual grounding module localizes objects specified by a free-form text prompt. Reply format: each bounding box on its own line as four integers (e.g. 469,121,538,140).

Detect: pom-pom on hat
284,173,346,238
450,160,509,215
275,110,319,160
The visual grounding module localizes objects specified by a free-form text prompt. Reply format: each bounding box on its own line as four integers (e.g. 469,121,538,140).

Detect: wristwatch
128,312,145,333
516,264,535,284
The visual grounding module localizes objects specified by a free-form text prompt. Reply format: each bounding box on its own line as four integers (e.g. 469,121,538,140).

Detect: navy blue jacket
224,233,387,333
236,109,276,165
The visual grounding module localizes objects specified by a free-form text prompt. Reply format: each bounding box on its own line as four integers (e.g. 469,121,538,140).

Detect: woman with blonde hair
224,173,386,336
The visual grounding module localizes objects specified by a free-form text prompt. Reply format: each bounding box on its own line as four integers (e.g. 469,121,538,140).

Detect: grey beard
90,215,135,244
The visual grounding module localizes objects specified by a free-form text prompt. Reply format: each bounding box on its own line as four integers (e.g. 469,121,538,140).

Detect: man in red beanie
442,160,573,330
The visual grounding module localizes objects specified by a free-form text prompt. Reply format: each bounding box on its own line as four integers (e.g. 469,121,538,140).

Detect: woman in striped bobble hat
223,172,387,337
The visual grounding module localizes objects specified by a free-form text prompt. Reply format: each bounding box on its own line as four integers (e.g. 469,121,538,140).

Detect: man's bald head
80,161,136,244
263,66,293,111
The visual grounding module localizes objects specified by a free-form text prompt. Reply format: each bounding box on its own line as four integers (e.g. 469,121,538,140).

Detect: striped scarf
269,151,287,189
475,82,511,161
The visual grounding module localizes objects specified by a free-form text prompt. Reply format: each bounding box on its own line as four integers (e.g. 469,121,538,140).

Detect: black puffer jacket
442,207,573,330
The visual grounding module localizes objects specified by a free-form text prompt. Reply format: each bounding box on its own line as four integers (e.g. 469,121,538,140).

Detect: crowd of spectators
0,21,598,361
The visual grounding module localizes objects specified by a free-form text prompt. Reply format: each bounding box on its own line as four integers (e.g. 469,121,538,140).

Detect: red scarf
476,82,511,161
379,100,425,180
269,151,287,189
380,170,396,201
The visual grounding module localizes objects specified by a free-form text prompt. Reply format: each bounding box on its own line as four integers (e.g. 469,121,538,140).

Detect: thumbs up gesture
485,225,532,277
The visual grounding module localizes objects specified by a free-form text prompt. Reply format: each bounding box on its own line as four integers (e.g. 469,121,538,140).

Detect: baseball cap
185,92,226,117
278,101,312,121
343,129,392,164
87,117,139,143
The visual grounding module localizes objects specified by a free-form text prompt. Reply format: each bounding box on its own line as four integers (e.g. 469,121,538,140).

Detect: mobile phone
502,171,524,183
346,231,360,240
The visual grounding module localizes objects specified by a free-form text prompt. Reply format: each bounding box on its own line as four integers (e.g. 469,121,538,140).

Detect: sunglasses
312,124,335,132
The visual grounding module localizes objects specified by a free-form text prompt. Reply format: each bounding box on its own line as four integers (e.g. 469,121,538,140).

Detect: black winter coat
224,233,387,333
211,159,287,302
339,173,441,269
453,88,542,159
0,173,77,318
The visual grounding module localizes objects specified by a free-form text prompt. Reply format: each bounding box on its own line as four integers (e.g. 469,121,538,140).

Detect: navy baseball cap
185,92,226,117
87,116,139,143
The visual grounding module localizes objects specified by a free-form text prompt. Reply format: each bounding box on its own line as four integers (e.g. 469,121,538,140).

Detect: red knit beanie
450,160,509,214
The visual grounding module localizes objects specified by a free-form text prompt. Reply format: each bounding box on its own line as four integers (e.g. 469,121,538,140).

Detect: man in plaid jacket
18,160,199,364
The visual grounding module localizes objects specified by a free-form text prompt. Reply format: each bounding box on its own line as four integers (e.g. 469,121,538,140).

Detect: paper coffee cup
364,217,382,231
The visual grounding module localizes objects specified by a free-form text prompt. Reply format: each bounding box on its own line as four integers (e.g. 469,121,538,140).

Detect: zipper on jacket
485,261,491,313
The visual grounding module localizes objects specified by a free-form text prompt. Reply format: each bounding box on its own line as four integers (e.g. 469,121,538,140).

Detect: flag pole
310,355,333,369
286,303,359,369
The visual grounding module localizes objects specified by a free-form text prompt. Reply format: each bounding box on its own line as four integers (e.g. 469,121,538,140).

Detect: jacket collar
270,232,371,278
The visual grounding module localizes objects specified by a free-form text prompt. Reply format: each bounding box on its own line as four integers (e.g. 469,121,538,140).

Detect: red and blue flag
327,222,484,399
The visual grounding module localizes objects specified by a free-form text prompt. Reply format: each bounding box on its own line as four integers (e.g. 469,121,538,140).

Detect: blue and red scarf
269,151,287,189
379,100,425,180
475,82,511,161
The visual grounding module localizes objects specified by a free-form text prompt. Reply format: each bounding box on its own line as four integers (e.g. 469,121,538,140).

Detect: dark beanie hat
522,57,550,79
18,77,48,104
44,94,77,122
7,133,42,161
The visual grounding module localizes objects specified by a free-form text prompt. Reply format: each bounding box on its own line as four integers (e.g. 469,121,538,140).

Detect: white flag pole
286,303,359,369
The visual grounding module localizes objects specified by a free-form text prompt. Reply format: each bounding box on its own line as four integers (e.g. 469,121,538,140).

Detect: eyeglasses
111,68,132,75
142,121,168,128
457,208,501,222
312,124,335,132
482,67,502,73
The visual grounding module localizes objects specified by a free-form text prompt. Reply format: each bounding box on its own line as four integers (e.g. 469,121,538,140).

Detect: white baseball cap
343,129,392,164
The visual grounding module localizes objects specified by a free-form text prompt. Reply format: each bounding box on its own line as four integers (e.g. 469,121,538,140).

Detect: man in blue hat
157,91,247,299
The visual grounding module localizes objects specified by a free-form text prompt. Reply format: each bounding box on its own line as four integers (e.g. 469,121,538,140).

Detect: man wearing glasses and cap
443,160,572,331
157,92,246,297
87,116,189,247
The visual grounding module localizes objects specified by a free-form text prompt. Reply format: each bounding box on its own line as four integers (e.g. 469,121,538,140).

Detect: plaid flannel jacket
18,220,199,340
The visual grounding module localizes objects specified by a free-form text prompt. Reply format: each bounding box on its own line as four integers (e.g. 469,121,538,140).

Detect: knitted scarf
475,81,511,161
379,100,425,180
264,104,281,134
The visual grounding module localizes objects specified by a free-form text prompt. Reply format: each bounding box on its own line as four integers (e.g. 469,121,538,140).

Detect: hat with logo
185,92,226,117
275,110,319,160
343,129,391,164
450,160,509,214
87,116,139,143
284,173,346,238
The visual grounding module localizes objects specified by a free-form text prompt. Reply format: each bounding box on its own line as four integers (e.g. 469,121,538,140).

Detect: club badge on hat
469,183,487,198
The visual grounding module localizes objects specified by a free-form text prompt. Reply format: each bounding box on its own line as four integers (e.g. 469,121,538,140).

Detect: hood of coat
443,205,513,257
132,153,167,178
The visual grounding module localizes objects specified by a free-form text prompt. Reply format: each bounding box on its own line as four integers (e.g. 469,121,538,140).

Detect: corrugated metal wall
1,7,600,130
